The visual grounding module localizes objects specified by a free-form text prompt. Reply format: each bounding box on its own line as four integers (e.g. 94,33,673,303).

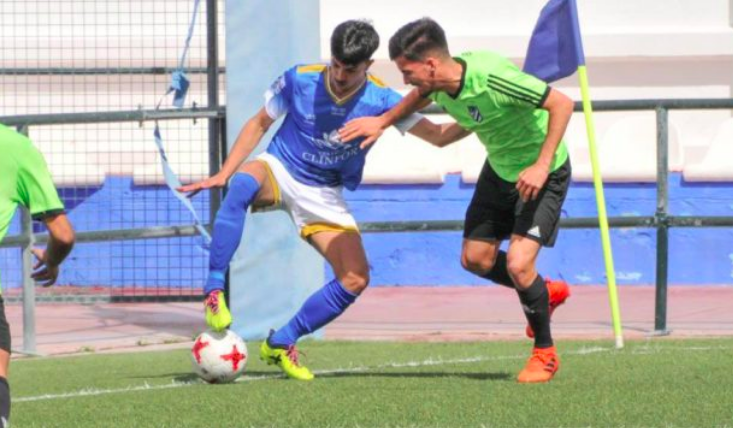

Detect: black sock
517,275,553,348
479,251,514,288
0,376,9,427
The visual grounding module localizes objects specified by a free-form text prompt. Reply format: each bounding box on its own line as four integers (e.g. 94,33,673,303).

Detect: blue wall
0,176,210,289
2,172,733,289
348,173,733,286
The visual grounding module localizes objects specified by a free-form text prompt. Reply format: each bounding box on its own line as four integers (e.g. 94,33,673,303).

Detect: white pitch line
16,353,535,403
13,344,730,403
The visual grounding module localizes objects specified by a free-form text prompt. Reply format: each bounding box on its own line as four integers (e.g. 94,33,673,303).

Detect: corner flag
523,0,585,82
524,0,625,348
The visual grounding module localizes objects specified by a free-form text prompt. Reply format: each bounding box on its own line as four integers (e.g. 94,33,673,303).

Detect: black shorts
0,297,9,353
463,158,571,247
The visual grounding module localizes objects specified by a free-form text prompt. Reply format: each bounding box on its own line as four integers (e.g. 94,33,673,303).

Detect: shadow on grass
144,370,512,383
317,371,512,381
153,371,280,383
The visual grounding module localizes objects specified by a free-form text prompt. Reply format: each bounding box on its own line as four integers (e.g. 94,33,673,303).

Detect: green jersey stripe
487,79,542,105
487,81,540,105
488,74,544,100
429,51,567,182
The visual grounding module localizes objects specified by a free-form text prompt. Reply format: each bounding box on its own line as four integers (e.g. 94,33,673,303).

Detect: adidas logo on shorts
527,225,542,239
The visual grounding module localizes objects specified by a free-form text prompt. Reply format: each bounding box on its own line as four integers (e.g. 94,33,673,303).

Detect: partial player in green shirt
0,123,75,426
340,18,573,384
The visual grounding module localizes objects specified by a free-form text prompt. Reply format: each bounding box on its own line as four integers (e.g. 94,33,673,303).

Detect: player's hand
31,248,60,287
177,173,227,197
339,117,387,149
516,163,549,202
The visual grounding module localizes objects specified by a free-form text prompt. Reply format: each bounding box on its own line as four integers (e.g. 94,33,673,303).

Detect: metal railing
0,0,226,356
1,106,225,353
2,77,732,352
418,97,733,335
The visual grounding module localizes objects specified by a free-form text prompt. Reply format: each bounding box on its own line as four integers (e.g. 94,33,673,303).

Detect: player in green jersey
0,124,75,425
340,18,573,383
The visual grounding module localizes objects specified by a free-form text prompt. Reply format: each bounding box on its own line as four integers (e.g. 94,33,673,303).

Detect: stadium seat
458,136,488,184
683,118,733,182
35,141,106,187
129,125,210,185
571,115,683,183
361,127,447,185
132,148,210,186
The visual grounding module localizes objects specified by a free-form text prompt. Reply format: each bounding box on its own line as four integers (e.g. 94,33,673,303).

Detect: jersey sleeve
486,64,551,109
15,143,64,220
383,88,424,135
263,67,295,120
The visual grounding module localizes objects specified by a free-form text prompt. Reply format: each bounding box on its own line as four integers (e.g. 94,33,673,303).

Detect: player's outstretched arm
408,119,472,148
178,107,275,194
340,89,431,149
32,213,75,287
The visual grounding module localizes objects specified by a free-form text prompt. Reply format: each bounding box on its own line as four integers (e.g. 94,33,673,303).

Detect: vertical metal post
219,117,231,304
21,210,36,354
206,0,221,211
17,125,37,353
654,107,670,335
206,0,227,303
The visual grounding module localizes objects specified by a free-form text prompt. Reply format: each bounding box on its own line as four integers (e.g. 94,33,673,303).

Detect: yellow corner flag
524,0,624,348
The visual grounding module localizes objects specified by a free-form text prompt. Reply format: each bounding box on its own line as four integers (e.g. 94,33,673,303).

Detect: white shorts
254,152,359,239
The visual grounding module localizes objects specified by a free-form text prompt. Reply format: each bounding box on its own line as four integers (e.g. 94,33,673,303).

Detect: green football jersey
0,123,65,268
428,51,569,182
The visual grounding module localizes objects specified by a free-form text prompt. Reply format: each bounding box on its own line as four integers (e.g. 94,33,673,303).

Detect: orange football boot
517,346,560,383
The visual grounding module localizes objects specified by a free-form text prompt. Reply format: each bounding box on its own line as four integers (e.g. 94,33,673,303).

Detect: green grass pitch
11,338,733,427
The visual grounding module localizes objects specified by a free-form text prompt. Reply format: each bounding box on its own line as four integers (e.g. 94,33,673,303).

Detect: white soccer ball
190,329,248,383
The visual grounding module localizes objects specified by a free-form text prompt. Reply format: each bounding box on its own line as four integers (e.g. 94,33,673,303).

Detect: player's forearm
409,120,470,148
44,214,75,267
220,117,268,178
425,123,470,148
436,123,471,147
381,89,430,130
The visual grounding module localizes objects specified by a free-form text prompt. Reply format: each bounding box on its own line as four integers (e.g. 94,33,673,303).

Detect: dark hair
331,20,379,66
388,18,449,61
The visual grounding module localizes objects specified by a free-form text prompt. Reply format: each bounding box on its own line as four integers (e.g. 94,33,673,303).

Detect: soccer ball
190,329,248,383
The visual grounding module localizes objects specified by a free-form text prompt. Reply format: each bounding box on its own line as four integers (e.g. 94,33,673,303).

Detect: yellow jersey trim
300,223,360,239
253,159,281,208
324,67,367,106
297,64,327,74
367,74,387,88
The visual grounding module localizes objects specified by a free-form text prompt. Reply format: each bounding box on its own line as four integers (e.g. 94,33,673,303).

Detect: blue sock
269,279,358,347
205,172,260,295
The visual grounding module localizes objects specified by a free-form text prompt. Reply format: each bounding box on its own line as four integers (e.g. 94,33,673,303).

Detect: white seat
133,152,210,186
34,141,106,187
458,136,487,184
361,127,446,185
131,125,209,185
572,115,683,183
683,118,733,182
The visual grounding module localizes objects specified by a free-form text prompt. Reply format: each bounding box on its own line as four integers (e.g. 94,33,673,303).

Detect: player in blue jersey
179,20,470,381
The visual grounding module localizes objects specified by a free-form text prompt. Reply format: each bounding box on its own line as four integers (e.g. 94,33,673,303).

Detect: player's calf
526,278,570,339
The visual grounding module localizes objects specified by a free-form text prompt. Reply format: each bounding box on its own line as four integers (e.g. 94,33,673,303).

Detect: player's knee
339,271,369,295
461,251,495,276
222,173,260,210
506,255,533,287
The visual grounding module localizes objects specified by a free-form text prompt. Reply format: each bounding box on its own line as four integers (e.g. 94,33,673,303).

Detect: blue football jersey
264,64,420,190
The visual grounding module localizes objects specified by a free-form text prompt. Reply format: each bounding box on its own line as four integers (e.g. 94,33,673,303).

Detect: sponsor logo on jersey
331,106,348,116
304,130,360,166
468,105,483,122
